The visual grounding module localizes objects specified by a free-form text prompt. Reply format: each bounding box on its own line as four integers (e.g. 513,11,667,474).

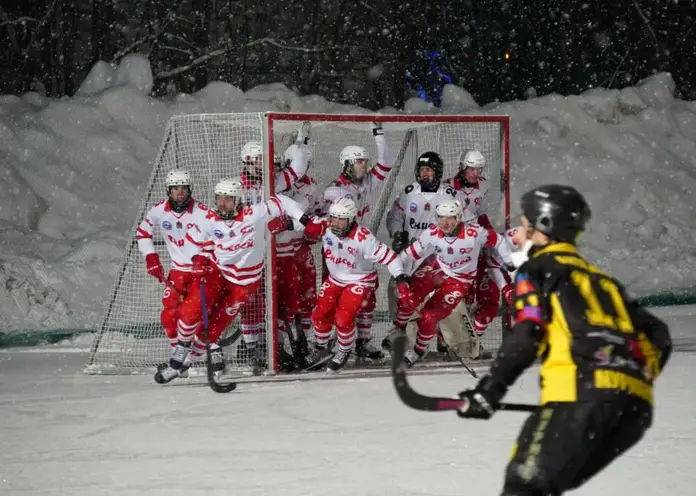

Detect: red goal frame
263,112,511,374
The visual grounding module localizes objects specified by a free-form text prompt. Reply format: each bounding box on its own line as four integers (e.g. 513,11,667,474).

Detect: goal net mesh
86,112,508,375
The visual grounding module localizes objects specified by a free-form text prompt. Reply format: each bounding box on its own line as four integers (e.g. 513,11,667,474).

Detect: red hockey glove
395,274,415,309
268,217,287,235
190,255,212,278
145,253,164,281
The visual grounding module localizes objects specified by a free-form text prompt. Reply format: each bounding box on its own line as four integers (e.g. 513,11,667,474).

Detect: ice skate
355,338,384,360
404,347,425,368
302,343,333,371
382,326,406,351
326,348,352,373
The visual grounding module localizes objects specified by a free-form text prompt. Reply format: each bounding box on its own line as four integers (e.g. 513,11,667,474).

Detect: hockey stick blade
390,335,535,413
200,280,237,393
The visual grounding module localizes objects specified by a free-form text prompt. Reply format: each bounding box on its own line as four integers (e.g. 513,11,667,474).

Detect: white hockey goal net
86,112,510,375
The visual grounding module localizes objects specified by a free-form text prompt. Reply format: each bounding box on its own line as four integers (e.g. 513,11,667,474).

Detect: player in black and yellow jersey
457,184,672,495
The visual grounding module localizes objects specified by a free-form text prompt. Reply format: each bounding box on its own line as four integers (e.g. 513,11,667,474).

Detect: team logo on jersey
213,229,224,239
229,230,235,237
409,202,418,213
176,221,183,229
162,221,172,230
424,203,431,211
460,247,472,254
325,237,333,246
464,198,471,206
447,247,454,254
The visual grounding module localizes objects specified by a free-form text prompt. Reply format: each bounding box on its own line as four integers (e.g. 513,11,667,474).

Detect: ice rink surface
2,306,696,496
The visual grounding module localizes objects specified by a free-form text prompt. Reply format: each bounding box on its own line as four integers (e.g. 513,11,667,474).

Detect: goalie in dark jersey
457,184,672,495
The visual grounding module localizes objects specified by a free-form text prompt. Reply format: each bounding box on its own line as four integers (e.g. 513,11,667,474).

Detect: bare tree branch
0,6,21,53
631,1,661,61
357,1,389,24
0,16,39,27
154,38,331,80
111,18,174,62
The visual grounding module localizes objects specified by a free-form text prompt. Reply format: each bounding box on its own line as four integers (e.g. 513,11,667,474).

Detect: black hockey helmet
414,151,444,191
520,184,591,243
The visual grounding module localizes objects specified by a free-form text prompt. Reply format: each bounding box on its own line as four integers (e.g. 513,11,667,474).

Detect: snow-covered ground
1,305,695,496
1,54,696,332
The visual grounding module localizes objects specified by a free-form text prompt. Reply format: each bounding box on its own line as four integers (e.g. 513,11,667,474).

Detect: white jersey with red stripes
136,199,210,271
185,195,304,285
403,223,512,284
320,130,393,220
304,220,404,287
445,175,491,228
274,175,322,258
486,227,521,269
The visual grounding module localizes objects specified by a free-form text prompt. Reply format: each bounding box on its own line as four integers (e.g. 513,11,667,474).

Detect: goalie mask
436,199,463,236
165,170,192,213
214,178,245,220
339,145,370,183
414,151,444,192
458,149,486,185
328,198,358,238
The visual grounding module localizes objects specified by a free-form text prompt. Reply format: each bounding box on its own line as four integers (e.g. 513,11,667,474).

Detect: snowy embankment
1,54,695,333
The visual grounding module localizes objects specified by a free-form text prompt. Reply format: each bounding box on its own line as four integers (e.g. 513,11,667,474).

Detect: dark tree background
1,0,694,108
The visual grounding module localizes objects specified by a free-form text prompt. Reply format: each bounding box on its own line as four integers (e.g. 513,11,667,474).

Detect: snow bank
1,55,695,332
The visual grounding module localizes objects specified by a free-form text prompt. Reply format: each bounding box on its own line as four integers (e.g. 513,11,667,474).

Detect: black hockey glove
457,376,508,420
371,122,384,137
391,231,409,253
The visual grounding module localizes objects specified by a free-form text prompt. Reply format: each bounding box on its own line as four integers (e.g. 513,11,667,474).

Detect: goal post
86,112,510,376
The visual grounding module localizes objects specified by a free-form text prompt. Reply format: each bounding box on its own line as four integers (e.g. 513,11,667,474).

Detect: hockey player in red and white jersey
271,142,323,352
236,124,312,361
445,149,491,229
470,226,522,336
136,170,211,351
301,198,412,372
384,151,458,331
391,199,513,368
319,122,395,359
154,178,309,383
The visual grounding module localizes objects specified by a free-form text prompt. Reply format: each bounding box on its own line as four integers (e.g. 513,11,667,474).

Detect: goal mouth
86,112,510,378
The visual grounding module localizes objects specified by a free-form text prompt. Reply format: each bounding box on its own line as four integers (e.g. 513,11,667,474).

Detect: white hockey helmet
328,198,357,237
165,170,192,188
240,141,263,163
436,199,464,219
340,145,370,180
329,197,358,220
214,178,245,199
459,149,486,170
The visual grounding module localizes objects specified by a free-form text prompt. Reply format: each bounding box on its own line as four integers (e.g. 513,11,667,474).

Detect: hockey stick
436,330,478,379
391,334,535,413
200,280,237,393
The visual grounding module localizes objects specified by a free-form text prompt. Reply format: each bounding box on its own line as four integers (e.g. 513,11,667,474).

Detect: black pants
501,396,652,496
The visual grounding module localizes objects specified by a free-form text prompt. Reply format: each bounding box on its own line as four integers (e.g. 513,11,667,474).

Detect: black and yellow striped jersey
488,242,672,406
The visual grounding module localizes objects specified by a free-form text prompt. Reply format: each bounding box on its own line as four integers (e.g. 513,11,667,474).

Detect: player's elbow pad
632,304,673,372
489,320,544,387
